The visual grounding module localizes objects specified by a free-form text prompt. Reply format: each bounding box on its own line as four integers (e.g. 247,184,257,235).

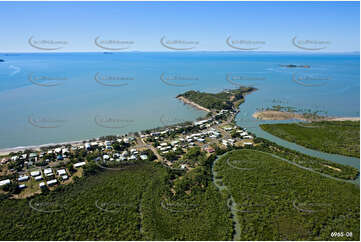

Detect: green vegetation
260,121,360,158
142,154,232,240
252,137,359,180
178,87,256,111
0,159,232,240
214,149,360,241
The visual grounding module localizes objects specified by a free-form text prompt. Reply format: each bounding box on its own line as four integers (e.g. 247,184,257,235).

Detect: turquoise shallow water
0,52,359,149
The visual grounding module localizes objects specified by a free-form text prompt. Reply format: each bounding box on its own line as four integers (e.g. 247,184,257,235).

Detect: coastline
0,97,212,156
252,110,360,122
176,96,211,113
0,140,86,156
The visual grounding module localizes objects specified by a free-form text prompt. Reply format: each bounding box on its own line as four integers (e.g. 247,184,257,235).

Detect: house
244,142,253,146
61,175,68,180
54,148,62,153
18,175,29,182
18,184,26,189
35,175,43,181
194,119,209,126
103,154,110,160
140,155,148,160
39,182,46,188
57,169,67,176
47,179,57,186
170,140,179,146
62,148,69,154
0,179,10,186
74,161,86,168
29,153,37,159
43,168,53,177
243,135,253,139
128,155,136,160
30,170,41,177
85,143,91,150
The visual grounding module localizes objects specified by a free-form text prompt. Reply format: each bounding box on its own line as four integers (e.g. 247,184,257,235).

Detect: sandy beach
177,96,211,113
0,140,85,156
252,110,360,122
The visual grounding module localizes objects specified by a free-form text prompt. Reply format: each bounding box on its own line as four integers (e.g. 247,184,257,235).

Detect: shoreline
0,140,86,156
176,96,211,113
0,97,211,156
252,110,360,122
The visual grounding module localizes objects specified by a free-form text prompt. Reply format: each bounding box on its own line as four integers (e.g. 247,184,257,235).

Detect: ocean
0,52,359,149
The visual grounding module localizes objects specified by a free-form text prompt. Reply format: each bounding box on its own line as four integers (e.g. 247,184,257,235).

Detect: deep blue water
0,52,359,149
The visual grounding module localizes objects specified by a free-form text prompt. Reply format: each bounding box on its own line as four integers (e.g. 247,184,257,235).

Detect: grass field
214,149,360,241
260,121,360,158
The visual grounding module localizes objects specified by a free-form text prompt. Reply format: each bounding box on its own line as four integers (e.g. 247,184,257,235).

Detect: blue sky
0,1,359,52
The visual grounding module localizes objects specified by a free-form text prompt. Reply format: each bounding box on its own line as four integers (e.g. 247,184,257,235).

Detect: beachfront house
54,148,62,154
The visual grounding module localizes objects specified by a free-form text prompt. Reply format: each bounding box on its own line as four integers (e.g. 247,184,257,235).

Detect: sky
0,1,359,52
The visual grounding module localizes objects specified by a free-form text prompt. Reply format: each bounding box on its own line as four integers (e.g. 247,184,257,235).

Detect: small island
280,64,310,68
